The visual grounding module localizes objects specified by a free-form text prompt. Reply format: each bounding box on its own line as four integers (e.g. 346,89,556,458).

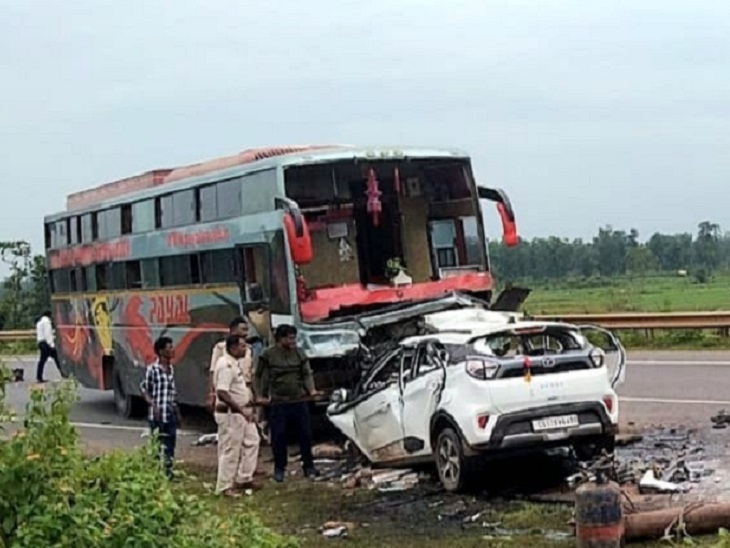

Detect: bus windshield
284,157,497,322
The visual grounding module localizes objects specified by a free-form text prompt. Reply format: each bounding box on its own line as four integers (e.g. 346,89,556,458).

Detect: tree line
489,221,726,283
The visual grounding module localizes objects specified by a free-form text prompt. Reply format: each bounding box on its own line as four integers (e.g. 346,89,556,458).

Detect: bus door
235,244,273,345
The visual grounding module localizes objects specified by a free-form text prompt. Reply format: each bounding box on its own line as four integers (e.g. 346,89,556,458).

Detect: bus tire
113,370,144,419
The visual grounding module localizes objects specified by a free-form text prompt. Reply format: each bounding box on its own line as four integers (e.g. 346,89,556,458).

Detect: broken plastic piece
639,470,688,494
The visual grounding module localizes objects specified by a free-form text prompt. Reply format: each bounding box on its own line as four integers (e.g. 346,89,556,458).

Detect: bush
0,363,297,548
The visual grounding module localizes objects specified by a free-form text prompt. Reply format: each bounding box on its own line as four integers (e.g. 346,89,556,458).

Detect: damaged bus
43,145,520,417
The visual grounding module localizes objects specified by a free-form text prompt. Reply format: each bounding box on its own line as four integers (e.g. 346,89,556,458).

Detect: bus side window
238,246,269,305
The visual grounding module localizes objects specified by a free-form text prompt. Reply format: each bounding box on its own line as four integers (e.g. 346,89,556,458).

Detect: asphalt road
4,350,730,449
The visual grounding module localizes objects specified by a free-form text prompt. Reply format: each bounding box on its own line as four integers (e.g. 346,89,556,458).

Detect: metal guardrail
533,312,730,330
1,312,730,341
0,330,34,342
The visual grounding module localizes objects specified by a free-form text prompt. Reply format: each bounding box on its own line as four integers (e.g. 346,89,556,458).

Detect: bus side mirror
477,187,518,248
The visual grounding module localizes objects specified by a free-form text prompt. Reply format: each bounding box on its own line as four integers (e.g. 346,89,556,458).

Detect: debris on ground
192,433,218,447
711,410,730,429
320,521,355,538
313,443,345,459
639,470,688,494
12,368,23,382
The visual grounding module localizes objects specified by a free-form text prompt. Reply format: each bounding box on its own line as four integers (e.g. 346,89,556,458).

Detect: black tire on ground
434,427,477,493
573,434,616,462
113,371,145,419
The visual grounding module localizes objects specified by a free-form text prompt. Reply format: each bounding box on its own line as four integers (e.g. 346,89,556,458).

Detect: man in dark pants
254,324,321,483
140,336,180,479
35,310,58,383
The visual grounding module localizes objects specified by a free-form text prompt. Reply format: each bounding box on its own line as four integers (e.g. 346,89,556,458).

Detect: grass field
523,274,730,315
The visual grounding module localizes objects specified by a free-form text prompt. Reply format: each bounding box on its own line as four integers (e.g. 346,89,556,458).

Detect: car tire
113,371,144,419
434,427,475,493
573,434,616,462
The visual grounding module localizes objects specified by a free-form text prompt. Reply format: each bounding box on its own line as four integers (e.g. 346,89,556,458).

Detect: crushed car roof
400,313,582,347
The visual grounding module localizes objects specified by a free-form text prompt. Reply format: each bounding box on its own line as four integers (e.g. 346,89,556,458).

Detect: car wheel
435,428,473,493
574,435,616,462
113,371,143,419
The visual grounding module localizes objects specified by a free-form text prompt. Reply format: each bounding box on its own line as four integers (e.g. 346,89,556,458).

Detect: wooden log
625,503,730,541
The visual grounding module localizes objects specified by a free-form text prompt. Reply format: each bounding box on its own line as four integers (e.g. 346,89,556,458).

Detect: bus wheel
113,371,144,419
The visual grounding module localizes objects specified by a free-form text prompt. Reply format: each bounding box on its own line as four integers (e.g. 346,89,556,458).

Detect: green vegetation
0,363,295,548
523,274,730,315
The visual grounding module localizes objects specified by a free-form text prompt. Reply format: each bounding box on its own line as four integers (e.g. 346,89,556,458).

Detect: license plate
532,414,579,432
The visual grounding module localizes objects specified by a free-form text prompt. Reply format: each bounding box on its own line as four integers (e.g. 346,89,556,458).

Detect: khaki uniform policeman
213,336,260,495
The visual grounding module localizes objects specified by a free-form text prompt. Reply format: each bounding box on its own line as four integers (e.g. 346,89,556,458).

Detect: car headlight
589,347,605,367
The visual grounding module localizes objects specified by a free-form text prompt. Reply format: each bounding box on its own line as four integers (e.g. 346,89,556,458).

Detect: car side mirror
330,388,349,404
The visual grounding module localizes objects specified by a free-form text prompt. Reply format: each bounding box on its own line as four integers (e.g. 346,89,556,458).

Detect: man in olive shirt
255,324,321,483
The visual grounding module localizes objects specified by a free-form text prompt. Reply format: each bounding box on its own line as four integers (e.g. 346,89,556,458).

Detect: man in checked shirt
140,336,180,479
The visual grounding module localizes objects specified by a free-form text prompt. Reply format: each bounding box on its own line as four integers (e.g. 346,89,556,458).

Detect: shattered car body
326,308,626,492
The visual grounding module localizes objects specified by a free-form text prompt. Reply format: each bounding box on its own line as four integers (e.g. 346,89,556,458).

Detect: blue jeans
269,402,314,472
149,418,176,478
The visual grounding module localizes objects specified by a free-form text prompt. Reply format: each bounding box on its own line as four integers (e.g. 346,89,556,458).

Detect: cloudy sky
1,0,728,256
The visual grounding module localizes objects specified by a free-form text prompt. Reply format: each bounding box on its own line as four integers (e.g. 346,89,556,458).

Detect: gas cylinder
574,479,624,547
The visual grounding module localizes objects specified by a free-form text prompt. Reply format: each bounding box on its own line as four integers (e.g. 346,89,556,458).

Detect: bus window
81,214,93,243
239,246,269,304
69,269,79,292
85,266,97,292
173,189,196,226
156,195,174,229
121,204,133,235
96,264,110,290
199,184,217,221
126,261,143,289
160,254,201,287
201,249,236,284
52,269,71,293
141,258,159,289
69,217,80,246
56,220,68,247
110,262,125,290
132,200,155,233
217,179,242,219
270,231,291,314
99,208,122,240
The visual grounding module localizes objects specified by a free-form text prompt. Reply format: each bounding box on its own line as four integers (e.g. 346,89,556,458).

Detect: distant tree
0,242,50,329
693,221,721,280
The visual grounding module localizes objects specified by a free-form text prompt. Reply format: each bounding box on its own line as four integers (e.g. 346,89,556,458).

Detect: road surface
4,350,730,451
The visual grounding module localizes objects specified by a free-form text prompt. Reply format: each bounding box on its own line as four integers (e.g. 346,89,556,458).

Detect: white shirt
36,316,54,347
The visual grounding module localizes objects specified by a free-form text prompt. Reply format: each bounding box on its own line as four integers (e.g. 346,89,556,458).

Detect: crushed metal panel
491,286,531,312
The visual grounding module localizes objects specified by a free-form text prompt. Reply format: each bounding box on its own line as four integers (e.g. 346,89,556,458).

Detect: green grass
524,274,730,315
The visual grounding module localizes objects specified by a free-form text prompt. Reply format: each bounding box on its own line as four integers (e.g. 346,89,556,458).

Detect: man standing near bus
207,317,251,410
140,336,179,479
254,324,321,483
214,334,261,496
35,310,58,383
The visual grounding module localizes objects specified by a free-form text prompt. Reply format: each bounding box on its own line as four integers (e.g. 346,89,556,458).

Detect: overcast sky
1,0,729,256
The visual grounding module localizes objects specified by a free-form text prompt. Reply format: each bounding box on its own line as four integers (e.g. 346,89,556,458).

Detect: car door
350,350,406,463
577,325,627,388
400,342,447,457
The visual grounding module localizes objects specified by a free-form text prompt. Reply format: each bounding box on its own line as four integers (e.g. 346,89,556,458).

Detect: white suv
326,308,626,492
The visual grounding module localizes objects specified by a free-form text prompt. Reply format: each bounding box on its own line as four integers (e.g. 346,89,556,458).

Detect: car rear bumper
464,401,615,455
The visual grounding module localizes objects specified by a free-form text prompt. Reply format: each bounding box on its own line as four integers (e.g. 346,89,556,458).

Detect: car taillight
465,358,500,380
477,415,490,429
603,396,614,413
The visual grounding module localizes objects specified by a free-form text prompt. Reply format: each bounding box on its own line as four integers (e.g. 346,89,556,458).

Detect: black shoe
303,466,320,479
273,469,285,483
